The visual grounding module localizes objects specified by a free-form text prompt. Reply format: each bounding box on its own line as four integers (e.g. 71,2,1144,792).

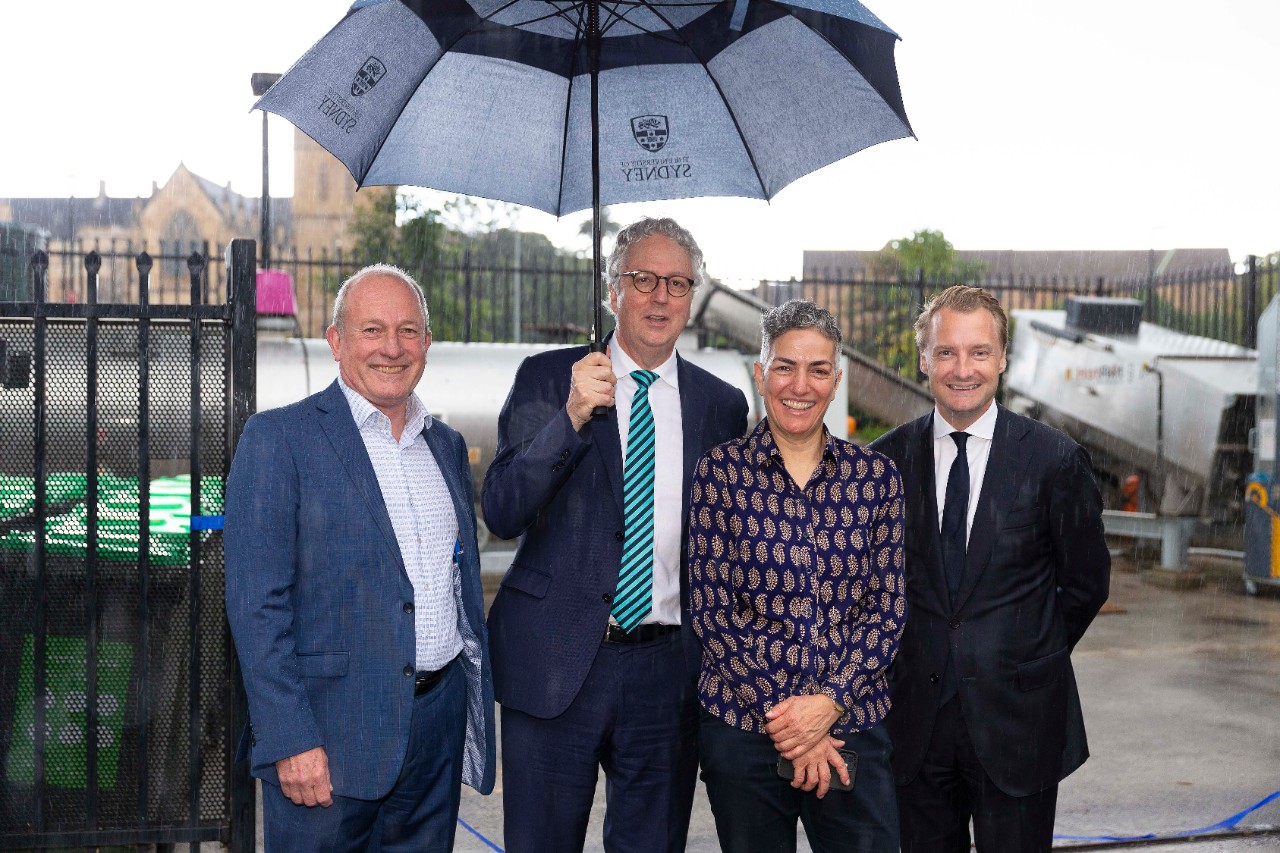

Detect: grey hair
331,263,430,336
603,217,706,313
759,299,842,366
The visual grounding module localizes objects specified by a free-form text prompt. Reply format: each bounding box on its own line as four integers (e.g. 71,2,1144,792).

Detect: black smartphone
776,748,858,792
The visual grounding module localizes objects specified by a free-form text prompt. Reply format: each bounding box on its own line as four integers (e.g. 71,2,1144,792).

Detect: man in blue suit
225,265,495,851
483,218,748,853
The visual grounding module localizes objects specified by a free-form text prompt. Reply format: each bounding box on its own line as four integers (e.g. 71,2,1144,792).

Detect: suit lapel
956,405,1033,609
316,382,403,565
908,414,951,610
423,424,468,538
591,397,626,518
677,355,706,526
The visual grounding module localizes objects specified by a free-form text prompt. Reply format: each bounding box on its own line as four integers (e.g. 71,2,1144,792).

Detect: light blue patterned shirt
338,377,463,671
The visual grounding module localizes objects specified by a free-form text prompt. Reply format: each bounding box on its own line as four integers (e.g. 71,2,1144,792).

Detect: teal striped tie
613,370,659,632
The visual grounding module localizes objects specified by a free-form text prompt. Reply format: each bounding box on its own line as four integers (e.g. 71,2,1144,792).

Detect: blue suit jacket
482,343,748,718
224,380,496,799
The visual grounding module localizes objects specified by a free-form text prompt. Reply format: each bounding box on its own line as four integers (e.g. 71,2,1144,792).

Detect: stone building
0,129,387,300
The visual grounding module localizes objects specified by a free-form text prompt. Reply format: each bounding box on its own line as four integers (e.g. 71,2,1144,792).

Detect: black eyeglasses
621,270,694,297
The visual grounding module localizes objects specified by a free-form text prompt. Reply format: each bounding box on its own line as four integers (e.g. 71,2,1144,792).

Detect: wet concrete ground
448,551,1280,851
245,551,1280,851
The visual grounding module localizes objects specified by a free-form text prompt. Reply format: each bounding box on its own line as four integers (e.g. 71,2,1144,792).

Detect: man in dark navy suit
225,266,494,851
483,218,748,853
871,286,1110,852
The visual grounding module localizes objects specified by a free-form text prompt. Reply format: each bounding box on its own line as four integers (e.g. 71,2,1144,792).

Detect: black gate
0,240,256,849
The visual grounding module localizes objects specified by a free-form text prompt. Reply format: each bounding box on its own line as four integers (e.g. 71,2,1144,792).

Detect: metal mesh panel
0,310,233,842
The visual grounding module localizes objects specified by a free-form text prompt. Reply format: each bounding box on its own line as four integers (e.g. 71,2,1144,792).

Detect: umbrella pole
589,0,609,418
589,0,603,354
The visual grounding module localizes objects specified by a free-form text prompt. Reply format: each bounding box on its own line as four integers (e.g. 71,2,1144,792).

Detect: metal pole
513,229,522,343
589,0,603,346
261,111,271,270
588,0,609,417
250,74,283,270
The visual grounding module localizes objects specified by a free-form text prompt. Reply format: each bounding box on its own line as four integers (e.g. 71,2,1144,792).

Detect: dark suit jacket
870,404,1109,796
482,343,748,718
224,380,496,799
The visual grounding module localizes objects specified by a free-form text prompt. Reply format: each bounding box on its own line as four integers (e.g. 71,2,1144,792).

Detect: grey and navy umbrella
255,0,914,344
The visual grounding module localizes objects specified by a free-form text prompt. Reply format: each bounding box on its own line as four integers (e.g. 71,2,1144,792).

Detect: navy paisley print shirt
688,418,906,735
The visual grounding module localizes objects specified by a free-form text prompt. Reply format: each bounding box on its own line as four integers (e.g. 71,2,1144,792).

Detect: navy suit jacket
870,405,1110,796
482,343,748,718
224,380,496,799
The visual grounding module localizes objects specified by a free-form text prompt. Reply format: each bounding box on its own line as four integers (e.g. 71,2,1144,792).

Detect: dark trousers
699,710,899,853
500,631,698,853
898,697,1058,853
262,658,466,852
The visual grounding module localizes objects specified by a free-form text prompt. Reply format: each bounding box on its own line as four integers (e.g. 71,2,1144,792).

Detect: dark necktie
941,431,970,603
613,370,658,632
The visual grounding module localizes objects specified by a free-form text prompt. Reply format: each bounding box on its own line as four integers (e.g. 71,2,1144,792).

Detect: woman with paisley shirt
688,300,906,853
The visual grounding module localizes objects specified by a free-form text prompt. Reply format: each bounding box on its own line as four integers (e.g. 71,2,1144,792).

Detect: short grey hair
331,263,430,336
604,217,706,311
759,299,842,366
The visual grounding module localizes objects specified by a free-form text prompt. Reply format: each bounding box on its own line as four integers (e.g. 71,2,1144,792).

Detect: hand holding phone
777,746,858,794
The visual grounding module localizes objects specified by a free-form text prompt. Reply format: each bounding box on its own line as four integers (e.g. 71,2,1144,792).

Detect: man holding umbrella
483,217,748,852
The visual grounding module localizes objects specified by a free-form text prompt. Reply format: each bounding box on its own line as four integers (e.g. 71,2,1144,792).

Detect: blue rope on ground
458,816,505,852
1054,789,1280,842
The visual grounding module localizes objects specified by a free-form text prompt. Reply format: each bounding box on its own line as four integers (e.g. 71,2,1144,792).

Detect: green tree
861,229,985,381
875,228,985,283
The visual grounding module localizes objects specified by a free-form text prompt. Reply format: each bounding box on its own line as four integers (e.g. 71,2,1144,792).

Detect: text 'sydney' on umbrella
254,0,915,346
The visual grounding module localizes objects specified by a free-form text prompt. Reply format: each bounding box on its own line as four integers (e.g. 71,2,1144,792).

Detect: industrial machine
1005,297,1256,556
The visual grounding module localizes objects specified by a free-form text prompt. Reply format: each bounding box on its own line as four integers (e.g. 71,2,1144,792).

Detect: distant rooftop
802,248,1233,282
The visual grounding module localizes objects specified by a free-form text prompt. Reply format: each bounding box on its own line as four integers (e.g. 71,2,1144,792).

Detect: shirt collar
610,338,680,392
745,417,837,471
337,375,432,436
932,401,997,442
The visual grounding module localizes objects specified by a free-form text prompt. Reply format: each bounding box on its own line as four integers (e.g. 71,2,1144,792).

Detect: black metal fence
27,239,601,344
0,243,256,850
764,257,1278,379
23,243,1275,369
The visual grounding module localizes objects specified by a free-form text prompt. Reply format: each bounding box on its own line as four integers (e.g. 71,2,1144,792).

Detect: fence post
463,249,473,344
226,238,258,853
1244,255,1259,350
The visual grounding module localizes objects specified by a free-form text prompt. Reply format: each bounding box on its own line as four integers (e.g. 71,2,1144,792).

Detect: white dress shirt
338,376,463,671
611,343,684,626
932,402,999,545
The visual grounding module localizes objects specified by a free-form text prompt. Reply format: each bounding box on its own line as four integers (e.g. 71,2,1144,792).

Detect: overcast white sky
2,0,1278,283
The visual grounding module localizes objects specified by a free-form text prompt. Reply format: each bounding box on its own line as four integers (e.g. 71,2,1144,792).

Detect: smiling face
918,306,1007,430
754,328,842,448
325,273,430,430
609,235,694,369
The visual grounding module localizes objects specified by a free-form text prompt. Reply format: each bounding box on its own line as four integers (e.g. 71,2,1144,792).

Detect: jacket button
929,673,940,684
949,620,961,630
403,602,414,614
403,665,414,677
615,530,624,542
559,449,570,461
602,593,613,603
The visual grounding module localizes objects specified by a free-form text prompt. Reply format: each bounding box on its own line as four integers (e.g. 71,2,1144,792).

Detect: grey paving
251,553,1280,850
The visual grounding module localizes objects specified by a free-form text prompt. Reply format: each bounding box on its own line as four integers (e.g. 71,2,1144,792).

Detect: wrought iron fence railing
7,242,1276,370
764,259,1276,380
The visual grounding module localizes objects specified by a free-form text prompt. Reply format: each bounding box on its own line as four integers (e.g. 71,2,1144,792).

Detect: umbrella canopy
256,0,913,346
257,0,913,217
